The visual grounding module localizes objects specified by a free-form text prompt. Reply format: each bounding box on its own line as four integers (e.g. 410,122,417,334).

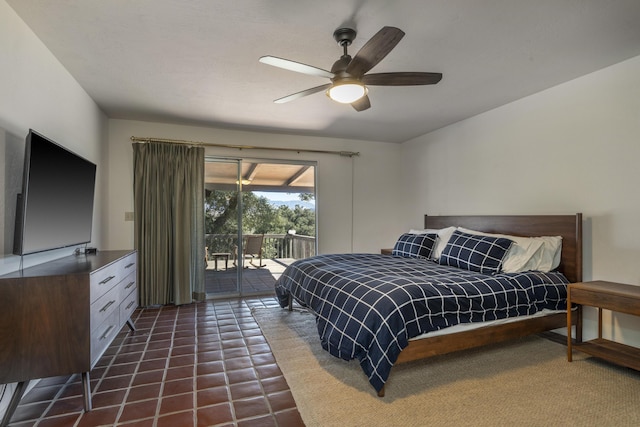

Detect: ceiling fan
259,26,442,112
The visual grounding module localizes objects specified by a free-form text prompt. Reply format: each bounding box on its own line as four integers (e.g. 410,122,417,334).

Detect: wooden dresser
0,250,137,425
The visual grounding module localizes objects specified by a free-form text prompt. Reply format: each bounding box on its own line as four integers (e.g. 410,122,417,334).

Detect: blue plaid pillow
439,230,513,275
392,233,438,259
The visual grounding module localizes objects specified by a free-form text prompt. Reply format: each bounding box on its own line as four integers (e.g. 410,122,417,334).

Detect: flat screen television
13,129,97,256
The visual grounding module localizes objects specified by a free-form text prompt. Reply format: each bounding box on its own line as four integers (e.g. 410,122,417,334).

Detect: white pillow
409,226,456,260
524,236,562,272
457,227,544,273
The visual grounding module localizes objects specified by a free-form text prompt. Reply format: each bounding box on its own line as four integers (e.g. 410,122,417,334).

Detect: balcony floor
205,258,295,296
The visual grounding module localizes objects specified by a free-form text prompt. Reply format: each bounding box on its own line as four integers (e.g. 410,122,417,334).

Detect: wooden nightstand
567,280,640,370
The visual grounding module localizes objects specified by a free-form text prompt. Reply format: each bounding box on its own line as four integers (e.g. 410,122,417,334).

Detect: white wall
0,0,108,275
0,0,108,417
105,120,404,255
400,55,640,345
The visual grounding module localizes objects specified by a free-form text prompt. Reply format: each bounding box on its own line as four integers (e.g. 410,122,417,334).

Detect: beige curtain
133,142,205,306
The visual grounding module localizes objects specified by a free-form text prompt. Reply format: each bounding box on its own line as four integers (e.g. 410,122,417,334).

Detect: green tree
205,190,238,235
205,191,279,235
242,192,282,234
277,205,315,237
298,192,314,202
204,190,316,256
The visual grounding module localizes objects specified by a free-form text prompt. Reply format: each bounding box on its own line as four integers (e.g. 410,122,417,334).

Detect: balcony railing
205,234,316,261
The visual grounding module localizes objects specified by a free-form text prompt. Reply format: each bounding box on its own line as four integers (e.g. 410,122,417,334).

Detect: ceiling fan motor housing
331,56,353,78
333,28,357,47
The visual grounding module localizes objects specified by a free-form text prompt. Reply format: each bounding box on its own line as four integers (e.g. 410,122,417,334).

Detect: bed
274,214,583,396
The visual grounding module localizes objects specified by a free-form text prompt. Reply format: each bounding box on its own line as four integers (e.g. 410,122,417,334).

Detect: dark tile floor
8,297,304,427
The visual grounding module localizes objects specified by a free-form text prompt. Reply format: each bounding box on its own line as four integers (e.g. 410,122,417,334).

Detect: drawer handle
125,281,135,289
99,325,114,341
99,275,116,285
99,300,116,313
126,300,136,310
125,263,135,269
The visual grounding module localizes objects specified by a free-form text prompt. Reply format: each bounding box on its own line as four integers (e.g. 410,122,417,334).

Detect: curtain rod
130,136,360,157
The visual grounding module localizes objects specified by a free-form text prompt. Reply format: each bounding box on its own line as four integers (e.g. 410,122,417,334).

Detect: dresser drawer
89,253,137,303
120,252,137,279
89,262,121,304
119,270,137,323
119,271,137,299
90,282,120,333
91,309,120,366
120,287,138,325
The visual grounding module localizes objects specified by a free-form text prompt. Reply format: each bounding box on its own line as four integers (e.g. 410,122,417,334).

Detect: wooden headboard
425,214,583,283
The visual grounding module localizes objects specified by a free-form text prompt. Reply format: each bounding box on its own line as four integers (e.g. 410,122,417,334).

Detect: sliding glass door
204,157,317,298
204,158,242,298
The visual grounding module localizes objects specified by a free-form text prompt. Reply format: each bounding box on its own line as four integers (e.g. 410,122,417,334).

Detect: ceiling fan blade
345,27,405,77
351,95,371,112
273,84,331,104
259,56,334,79
362,72,443,86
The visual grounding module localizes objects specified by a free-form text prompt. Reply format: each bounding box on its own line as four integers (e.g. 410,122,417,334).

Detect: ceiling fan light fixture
327,81,367,104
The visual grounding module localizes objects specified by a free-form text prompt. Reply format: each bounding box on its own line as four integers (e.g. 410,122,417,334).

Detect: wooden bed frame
379,214,583,396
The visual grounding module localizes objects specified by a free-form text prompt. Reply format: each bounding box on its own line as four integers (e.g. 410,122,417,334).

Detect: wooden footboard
396,311,571,364
376,311,574,397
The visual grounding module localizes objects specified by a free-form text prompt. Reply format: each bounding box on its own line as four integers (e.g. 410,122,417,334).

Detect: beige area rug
252,307,640,427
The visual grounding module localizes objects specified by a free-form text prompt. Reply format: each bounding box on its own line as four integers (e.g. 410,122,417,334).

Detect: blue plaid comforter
274,253,569,392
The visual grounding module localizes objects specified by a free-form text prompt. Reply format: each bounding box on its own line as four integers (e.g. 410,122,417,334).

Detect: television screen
13,129,97,255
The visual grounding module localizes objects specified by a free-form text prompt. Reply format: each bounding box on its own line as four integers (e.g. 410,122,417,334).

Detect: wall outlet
124,211,134,221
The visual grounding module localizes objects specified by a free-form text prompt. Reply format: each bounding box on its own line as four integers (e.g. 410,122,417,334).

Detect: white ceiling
8,0,640,143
